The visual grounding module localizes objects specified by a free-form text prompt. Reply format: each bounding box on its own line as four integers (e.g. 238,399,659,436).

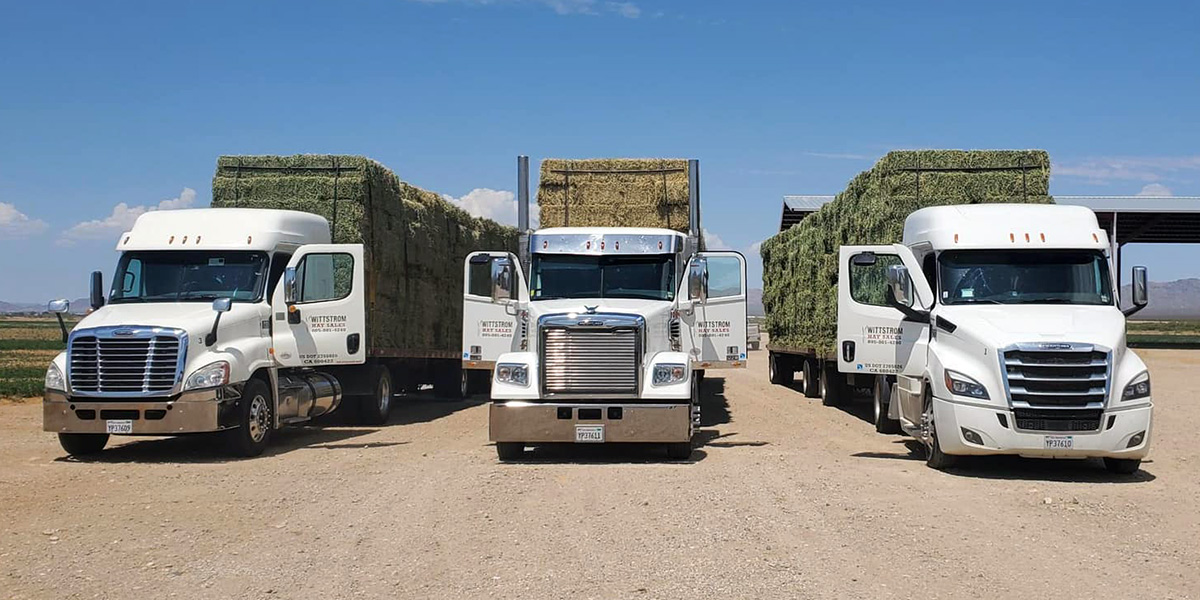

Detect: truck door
679,252,748,368
271,244,367,367
462,252,527,370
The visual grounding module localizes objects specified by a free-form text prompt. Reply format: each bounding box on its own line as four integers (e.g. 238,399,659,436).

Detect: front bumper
935,397,1152,459
490,402,692,443
43,388,235,435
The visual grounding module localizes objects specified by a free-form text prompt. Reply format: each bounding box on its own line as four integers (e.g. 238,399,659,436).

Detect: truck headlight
496,363,529,386
183,361,230,391
1122,372,1150,401
652,363,687,386
45,363,66,392
944,369,988,400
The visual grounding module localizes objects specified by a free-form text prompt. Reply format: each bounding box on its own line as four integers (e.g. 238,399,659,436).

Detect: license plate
1044,435,1073,450
106,420,133,434
575,424,604,443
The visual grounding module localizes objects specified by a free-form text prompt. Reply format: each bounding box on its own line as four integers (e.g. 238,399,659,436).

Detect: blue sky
1,0,1198,303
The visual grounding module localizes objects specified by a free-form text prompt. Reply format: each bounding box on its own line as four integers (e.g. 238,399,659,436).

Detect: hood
937,304,1126,350
75,302,261,338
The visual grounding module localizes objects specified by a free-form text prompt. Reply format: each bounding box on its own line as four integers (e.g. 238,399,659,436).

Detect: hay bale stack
211,155,519,356
760,150,1053,355
537,159,692,233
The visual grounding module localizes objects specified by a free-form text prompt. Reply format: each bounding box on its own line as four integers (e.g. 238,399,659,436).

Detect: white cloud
749,239,764,255
443,188,539,228
0,202,49,238
406,0,641,17
1054,156,1200,183
60,188,196,245
1136,183,1173,197
606,1,640,18
701,227,730,250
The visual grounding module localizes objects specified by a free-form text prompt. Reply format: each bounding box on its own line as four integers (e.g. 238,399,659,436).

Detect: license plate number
106,420,133,434
575,424,604,443
1044,435,1073,450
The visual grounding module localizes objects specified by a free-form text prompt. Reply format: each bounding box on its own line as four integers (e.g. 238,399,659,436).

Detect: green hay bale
212,154,519,355
538,158,692,232
761,150,1053,355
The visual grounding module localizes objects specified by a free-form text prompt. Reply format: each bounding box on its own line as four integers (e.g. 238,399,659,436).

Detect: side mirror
1124,266,1149,317
886,264,914,307
89,271,105,310
205,297,233,347
689,258,708,303
284,267,298,304
48,299,70,314
212,297,233,313
491,256,515,302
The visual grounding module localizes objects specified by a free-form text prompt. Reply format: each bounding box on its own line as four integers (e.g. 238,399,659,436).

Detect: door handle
347,333,361,355
842,341,855,363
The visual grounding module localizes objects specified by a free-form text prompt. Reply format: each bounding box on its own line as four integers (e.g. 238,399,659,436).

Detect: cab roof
904,204,1109,251
118,208,330,252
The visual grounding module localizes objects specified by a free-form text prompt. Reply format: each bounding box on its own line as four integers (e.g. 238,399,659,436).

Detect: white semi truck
42,208,401,457
835,204,1152,473
462,157,748,460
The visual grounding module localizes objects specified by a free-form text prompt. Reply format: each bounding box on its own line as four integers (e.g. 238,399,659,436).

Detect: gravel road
2,349,1197,599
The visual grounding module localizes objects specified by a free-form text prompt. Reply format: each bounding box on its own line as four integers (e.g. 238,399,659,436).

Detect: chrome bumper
489,402,692,443
43,389,230,435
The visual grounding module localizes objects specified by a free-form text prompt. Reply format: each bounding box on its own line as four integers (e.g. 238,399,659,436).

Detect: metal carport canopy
1055,196,1200,244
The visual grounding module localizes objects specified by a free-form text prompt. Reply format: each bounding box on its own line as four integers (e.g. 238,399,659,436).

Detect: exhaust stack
517,155,531,270
688,159,701,248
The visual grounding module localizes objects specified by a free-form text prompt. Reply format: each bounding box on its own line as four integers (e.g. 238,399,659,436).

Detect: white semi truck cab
43,208,369,457
462,157,747,460
838,204,1152,473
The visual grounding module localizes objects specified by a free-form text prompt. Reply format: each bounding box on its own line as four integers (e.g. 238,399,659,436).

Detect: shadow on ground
852,439,1156,483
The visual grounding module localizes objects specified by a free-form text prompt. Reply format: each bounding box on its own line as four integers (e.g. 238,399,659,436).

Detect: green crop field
0,316,73,399
1127,320,1200,349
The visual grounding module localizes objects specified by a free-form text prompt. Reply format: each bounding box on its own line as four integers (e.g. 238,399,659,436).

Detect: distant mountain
0,298,89,315
748,288,764,316
1122,279,1200,320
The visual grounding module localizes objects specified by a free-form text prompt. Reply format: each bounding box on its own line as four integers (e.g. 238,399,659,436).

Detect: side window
850,254,908,307
705,256,744,299
467,257,492,297
117,257,143,298
268,253,292,297
297,253,354,303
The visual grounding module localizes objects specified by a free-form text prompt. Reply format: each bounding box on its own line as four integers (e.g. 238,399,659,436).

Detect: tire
357,366,393,426
802,359,819,398
225,378,273,458
768,352,788,385
922,390,957,470
496,442,524,461
58,433,108,456
461,370,491,399
666,442,692,460
434,363,464,400
819,363,843,407
873,376,902,434
1104,457,1141,475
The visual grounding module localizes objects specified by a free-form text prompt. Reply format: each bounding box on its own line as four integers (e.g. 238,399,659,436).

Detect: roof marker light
247,236,252,245
123,237,130,245
1040,233,1045,242
953,234,959,244
658,241,664,250
615,241,620,250
600,241,605,250
1092,233,1099,243
586,241,592,250
196,236,202,244
543,240,548,249
169,235,175,244
1009,233,1015,243
1024,233,1030,242
182,235,188,244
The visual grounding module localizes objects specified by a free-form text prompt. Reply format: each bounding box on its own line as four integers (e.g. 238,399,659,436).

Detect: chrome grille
68,327,187,397
1002,343,1110,412
542,328,639,396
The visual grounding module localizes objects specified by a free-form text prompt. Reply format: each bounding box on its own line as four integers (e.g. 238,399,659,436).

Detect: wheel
434,364,464,399
460,369,472,398
819,363,844,406
666,442,692,460
225,378,273,457
496,442,524,461
357,366,393,426
1104,458,1141,475
58,433,109,456
802,359,819,398
922,390,957,470
772,350,792,384
873,376,902,434
460,370,491,398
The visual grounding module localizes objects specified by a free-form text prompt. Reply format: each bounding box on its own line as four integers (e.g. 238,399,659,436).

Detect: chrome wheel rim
378,376,391,413
874,382,883,422
247,394,270,443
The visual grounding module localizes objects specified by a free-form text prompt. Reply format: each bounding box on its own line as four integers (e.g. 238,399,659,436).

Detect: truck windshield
939,250,1113,306
109,251,269,304
531,254,675,301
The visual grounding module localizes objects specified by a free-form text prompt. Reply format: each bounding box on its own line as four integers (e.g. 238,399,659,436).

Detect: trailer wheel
434,363,464,400
1104,458,1141,475
769,352,792,385
666,442,692,460
496,442,524,461
819,363,844,406
357,366,393,426
226,378,273,457
802,359,819,398
873,376,901,434
58,433,109,457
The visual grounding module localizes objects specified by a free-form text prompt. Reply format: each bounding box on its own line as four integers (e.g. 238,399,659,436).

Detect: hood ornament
584,305,598,314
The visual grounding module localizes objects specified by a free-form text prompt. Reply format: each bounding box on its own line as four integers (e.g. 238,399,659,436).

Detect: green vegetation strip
0,339,66,351
0,379,44,399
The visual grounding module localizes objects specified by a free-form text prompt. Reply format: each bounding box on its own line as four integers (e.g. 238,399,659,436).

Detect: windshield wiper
1015,298,1078,304
952,298,1004,305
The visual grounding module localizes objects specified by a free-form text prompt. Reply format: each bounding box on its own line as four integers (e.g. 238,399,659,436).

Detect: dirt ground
2,349,1197,599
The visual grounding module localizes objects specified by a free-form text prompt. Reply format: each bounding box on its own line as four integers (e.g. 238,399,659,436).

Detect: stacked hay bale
212,155,518,356
538,158,692,233
760,150,1053,355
